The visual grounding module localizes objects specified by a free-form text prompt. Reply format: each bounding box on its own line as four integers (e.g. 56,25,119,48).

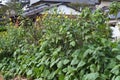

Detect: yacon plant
0,7,120,80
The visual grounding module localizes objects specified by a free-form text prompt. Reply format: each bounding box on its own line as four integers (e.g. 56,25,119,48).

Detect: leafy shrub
0,26,7,32
0,23,41,58
0,26,26,59
109,1,120,17
0,7,120,80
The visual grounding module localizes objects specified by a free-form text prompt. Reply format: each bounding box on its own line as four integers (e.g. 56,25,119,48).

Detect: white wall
97,1,112,8
42,5,80,15
30,0,100,5
0,0,11,5
111,21,120,41
30,0,40,5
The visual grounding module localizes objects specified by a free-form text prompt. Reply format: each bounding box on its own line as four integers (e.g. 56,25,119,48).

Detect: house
0,0,29,5
22,0,120,41
19,0,29,4
30,0,101,6
22,0,100,17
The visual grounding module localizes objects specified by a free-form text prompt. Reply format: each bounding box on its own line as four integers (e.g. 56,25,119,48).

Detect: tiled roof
24,0,100,17
30,0,100,5
44,0,100,4
22,3,62,16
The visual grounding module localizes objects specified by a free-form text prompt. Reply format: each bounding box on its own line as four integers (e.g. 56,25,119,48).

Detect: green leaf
83,49,93,58
71,58,79,65
67,66,76,74
50,58,60,68
112,76,116,80
90,64,96,72
112,48,119,52
63,59,70,65
84,72,99,80
0,63,2,69
115,76,120,80
41,70,50,78
74,78,78,80
65,76,70,80
53,46,62,56
100,74,108,80
70,41,76,47
62,68,67,73
116,55,120,61
57,61,63,68
85,35,91,40
72,49,80,58
107,59,116,69
59,73,65,80
77,60,86,68
111,65,120,75
27,70,32,76
34,78,43,80
40,41,48,50
48,71,56,79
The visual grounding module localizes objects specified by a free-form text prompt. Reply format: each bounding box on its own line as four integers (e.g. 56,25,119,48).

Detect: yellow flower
9,18,12,21
0,48,2,52
44,12,48,17
10,22,13,25
65,16,68,19
58,15,60,18
36,16,41,22
2,16,6,19
42,13,48,20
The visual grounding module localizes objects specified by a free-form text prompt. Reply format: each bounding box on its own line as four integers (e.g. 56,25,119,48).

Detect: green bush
109,1,120,18
0,24,41,58
0,26,7,32
0,8,120,80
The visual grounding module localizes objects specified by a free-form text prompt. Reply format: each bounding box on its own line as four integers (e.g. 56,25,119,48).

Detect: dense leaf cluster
109,1,120,16
0,8,120,80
